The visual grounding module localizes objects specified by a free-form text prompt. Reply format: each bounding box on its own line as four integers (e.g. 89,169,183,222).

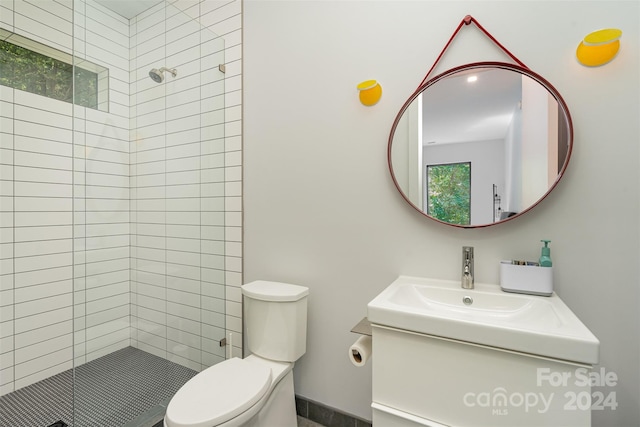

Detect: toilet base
164,369,297,427
238,369,297,427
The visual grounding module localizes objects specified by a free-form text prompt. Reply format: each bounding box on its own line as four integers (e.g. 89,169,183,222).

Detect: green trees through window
0,39,99,109
427,162,471,226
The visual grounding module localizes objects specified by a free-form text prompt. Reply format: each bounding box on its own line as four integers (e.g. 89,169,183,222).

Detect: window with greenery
427,162,471,225
0,32,107,110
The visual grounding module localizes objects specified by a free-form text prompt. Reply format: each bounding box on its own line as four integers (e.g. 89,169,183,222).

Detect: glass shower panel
72,0,226,425
0,1,76,426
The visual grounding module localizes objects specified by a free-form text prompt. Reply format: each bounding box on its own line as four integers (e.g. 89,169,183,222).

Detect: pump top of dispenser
539,240,552,267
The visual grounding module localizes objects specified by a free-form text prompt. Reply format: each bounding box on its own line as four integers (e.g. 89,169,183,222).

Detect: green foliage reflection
0,40,98,109
427,162,471,225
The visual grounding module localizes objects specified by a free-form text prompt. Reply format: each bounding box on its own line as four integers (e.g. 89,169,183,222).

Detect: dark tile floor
0,347,197,427
1,347,366,427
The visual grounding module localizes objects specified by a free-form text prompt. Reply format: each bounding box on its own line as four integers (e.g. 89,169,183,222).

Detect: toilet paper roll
349,335,372,367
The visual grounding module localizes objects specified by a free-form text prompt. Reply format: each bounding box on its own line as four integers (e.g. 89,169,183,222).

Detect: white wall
390,97,423,208
504,102,522,213
521,75,552,208
243,1,639,425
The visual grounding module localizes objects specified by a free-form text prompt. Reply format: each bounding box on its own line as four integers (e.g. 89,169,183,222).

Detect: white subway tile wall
73,0,132,372
1,0,75,395
0,0,242,396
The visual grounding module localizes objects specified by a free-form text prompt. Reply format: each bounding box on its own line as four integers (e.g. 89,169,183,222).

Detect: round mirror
388,62,573,228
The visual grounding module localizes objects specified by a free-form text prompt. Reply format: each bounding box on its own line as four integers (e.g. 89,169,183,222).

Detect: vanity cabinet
372,324,593,427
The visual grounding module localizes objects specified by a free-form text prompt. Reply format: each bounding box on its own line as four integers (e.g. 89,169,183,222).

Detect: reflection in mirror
389,63,572,228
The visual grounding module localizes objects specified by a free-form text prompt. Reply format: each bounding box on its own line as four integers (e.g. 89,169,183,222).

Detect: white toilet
164,280,309,427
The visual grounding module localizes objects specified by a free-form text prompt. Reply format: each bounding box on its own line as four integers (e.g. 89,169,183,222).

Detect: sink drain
462,296,473,305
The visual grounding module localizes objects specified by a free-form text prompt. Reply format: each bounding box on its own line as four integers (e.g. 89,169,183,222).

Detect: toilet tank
241,281,309,362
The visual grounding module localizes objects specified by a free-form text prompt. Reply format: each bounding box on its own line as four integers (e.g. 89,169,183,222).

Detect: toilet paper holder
350,317,372,336
349,318,372,367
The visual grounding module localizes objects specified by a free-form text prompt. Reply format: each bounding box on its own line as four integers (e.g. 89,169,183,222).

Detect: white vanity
368,276,600,427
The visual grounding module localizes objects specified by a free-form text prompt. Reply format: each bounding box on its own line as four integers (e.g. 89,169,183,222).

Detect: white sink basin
368,276,599,364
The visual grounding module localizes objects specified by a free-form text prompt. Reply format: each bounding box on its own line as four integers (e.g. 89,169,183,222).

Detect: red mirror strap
418,15,529,90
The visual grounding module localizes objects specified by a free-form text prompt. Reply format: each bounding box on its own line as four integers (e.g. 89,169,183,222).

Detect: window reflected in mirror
427,162,470,226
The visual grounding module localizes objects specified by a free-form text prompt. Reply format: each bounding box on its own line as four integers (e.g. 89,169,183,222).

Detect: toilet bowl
164,355,296,427
164,281,309,427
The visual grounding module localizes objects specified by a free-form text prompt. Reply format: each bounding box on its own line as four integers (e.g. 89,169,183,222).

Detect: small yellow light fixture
357,79,382,106
576,28,622,67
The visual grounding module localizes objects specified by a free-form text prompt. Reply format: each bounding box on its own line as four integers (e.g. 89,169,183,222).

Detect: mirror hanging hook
417,14,529,90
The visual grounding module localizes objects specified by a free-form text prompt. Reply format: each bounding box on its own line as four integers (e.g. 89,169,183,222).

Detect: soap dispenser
539,240,552,267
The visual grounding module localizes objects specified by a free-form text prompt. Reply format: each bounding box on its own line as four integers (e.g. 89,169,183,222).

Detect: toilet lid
165,358,272,427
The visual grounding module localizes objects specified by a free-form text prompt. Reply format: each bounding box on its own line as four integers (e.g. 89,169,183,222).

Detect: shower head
149,67,177,83
149,69,163,83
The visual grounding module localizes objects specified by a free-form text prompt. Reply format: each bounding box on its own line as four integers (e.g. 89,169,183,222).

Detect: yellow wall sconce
357,80,382,106
576,28,622,67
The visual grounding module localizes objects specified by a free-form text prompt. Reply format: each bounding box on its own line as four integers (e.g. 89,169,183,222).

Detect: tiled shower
0,0,242,425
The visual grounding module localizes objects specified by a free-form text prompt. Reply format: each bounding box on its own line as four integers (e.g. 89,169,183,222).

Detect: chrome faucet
462,246,474,289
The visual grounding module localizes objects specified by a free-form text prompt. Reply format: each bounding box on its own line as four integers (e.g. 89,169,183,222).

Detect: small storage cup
500,261,553,296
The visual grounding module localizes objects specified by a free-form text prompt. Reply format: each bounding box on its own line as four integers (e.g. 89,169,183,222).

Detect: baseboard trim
295,395,372,427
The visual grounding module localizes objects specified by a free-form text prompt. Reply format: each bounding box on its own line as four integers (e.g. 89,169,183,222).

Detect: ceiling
94,0,164,19
422,67,522,145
